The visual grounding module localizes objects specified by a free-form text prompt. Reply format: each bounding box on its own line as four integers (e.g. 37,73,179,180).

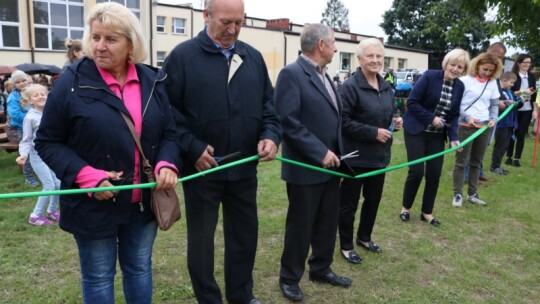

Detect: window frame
339,52,352,72
156,51,166,67
172,17,186,35
156,16,165,33
0,0,22,48
33,0,84,51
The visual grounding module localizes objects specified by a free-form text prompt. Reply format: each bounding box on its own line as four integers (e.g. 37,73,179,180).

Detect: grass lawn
1,130,539,303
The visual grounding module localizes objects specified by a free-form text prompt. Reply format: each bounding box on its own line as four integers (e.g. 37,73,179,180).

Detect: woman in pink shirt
34,3,180,303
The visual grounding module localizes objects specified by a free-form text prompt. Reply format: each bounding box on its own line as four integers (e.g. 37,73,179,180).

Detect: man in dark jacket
162,0,281,303
274,23,351,302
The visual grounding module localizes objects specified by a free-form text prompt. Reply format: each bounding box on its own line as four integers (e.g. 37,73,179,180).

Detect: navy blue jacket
35,58,180,239
403,70,465,142
497,88,519,129
163,30,281,180
340,68,395,168
275,56,343,185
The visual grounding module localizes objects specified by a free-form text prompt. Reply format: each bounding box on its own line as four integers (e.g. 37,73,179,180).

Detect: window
156,16,165,33
172,18,186,35
340,52,352,72
97,0,140,19
384,57,392,70
398,58,407,70
33,0,84,50
156,51,166,67
0,0,21,48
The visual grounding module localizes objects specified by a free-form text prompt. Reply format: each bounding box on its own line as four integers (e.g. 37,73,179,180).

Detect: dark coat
512,70,537,110
339,67,396,168
275,56,343,185
34,57,180,239
403,70,465,142
163,30,281,180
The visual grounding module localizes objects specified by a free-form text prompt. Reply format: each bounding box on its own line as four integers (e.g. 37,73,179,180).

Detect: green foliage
461,0,540,51
381,0,491,53
321,0,350,31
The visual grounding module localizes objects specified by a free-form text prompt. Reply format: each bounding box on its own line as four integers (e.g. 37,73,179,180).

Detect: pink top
75,63,177,202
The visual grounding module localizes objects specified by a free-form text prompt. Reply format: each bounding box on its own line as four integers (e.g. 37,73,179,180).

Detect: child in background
7,70,40,187
490,72,520,175
16,84,61,226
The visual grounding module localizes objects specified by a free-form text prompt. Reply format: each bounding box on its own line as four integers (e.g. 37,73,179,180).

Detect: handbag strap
120,112,156,183
464,81,489,112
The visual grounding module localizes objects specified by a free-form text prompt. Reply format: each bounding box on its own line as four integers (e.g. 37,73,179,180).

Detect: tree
380,0,491,54
321,0,350,31
460,0,540,52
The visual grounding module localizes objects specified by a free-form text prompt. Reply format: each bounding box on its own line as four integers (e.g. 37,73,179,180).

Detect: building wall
1,1,428,86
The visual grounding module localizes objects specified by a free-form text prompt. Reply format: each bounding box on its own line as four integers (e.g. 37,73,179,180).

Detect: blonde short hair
442,49,470,75
356,38,384,59
82,2,147,63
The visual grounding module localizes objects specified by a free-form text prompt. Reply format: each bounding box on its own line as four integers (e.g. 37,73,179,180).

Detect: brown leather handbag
120,112,181,231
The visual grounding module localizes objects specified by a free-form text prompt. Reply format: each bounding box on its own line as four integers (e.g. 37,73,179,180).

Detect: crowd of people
1,0,539,303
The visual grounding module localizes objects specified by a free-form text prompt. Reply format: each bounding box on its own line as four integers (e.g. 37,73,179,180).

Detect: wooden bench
0,142,19,153
0,122,19,153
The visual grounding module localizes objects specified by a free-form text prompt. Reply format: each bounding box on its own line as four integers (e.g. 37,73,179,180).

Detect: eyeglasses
521,61,532,64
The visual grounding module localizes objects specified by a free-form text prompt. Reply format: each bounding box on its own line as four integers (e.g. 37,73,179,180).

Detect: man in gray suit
275,23,352,302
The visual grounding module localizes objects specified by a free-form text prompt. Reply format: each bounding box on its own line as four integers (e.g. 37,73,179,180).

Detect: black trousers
402,131,446,214
491,127,513,169
279,177,340,284
338,167,385,251
183,177,258,304
507,110,532,159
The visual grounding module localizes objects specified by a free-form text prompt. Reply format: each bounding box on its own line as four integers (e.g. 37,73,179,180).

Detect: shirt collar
301,53,327,75
97,63,139,87
206,27,236,59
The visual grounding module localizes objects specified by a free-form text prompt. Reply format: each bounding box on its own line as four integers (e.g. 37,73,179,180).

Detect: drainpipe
149,0,154,65
283,34,287,67
26,0,35,62
190,5,194,38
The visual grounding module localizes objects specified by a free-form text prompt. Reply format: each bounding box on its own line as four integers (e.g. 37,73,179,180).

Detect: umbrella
0,65,16,76
15,63,62,76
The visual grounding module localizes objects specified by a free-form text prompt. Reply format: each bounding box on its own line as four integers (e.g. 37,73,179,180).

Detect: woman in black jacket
338,38,402,264
506,54,537,167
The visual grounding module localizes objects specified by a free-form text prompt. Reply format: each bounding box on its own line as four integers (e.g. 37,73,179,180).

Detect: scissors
340,150,359,160
389,121,395,133
213,151,241,164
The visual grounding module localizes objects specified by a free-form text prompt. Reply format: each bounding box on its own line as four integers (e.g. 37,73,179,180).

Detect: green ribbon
0,105,515,199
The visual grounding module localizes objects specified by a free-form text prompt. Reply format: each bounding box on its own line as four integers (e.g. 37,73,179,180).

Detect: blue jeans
29,149,60,216
74,206,157,304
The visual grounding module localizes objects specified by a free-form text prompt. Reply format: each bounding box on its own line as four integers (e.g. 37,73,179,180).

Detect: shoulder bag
120,112,181,231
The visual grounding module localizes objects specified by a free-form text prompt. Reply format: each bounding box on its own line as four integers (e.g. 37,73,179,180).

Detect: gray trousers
453,126,490,196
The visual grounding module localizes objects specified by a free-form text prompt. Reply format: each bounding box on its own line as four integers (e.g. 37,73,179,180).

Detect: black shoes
309,271,352,287
420,214,441,227
341,250,361,264
513,159,521,167
280,282,303,302
505,157,513,165
356,239,382,253
399,211,410,222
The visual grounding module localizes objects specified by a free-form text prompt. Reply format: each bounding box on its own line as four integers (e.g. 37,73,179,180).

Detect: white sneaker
452,194,463,207
467,193,487,206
